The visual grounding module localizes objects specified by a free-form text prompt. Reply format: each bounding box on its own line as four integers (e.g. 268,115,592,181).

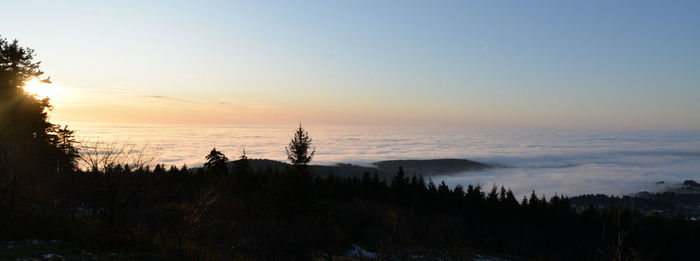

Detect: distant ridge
373,159,491,175
223,158,491,180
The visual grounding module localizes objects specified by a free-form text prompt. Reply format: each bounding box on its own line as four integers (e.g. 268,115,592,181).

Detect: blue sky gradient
3,1,699,129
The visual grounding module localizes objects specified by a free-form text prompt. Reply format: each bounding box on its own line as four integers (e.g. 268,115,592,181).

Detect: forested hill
374,159,491,175
569,180,700,219
225,158,492,180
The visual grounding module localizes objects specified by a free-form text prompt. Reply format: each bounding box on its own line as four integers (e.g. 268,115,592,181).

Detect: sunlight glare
23,78,62,100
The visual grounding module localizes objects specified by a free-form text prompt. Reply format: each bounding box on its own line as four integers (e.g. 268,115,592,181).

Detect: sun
23,78,62,100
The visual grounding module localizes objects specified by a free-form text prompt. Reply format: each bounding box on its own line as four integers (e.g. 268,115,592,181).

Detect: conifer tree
204,148,228,173
285,123,315,167
391,167,408,189
232,148,251,175
0,36,77,211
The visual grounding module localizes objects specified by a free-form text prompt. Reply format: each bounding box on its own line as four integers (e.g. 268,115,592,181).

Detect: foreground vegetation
3,148,700,260
2,36,700,260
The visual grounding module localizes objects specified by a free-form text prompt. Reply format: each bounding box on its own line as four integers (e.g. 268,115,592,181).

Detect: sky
3,0,700,129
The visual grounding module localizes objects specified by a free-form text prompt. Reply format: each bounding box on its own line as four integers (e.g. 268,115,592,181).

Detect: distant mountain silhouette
221,158,491,180
373,158,491,175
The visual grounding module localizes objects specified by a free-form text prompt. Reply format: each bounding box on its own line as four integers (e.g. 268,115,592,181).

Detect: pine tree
0,36,77,212
204,148,228,173
232,148,251,175
285,123,315,167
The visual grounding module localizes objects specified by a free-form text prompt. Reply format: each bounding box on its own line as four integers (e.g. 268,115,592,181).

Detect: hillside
373,158,491,175
226,158,492,180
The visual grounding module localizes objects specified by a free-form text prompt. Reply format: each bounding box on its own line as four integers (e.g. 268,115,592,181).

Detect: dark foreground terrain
3,158,700,260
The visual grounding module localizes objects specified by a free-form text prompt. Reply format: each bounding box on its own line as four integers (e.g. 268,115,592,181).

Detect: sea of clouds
71,124,700,197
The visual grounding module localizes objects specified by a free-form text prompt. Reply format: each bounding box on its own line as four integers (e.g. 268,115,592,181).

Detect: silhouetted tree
0,35,77,214
285,123,315,168
0,36,43,89
204,148,228,173
232,148,250,175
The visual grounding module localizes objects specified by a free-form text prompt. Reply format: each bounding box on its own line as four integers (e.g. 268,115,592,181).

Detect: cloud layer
70,124,700,197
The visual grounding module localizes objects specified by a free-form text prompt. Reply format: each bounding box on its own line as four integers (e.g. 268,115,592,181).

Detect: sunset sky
3,1,700,129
